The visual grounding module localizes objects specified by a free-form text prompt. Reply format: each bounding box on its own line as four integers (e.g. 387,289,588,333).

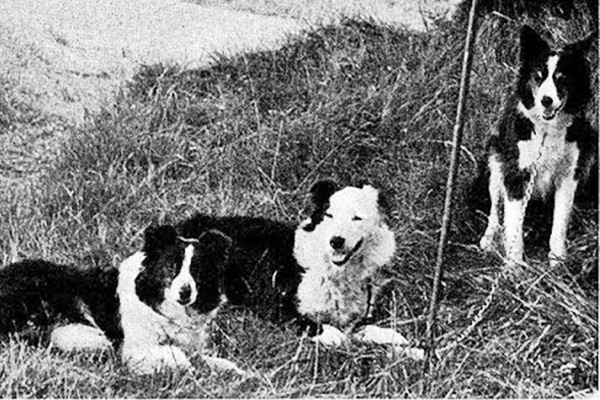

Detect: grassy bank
0,8,597,398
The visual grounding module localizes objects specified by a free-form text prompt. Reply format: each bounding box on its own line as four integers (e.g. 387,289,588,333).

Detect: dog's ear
310,179,338,206
376,188,394,223
360,184,394,224
520,25,549,61
567,31,596,56
303,179,339,232
143,225,178,253
196,229,232,266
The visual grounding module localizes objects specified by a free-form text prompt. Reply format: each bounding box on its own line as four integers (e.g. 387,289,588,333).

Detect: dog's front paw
479,233,496,253
505,252,528,268
203,356,247,376
122,344,192,375
311,324,348,347
354,325,409,346
548,251,566,268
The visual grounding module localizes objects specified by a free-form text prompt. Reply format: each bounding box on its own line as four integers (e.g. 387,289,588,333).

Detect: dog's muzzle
541,97,563,121
331,238,363,266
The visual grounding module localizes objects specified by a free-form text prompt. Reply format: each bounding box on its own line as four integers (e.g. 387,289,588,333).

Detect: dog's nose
541,96,553,108
178,285,192,305
330,236,345,250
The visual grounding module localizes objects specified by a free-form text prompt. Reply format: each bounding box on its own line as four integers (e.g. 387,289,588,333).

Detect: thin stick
424,0,479,372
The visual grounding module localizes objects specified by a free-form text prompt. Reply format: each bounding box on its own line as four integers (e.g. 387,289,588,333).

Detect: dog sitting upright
479,25,597,266
294,180,405,346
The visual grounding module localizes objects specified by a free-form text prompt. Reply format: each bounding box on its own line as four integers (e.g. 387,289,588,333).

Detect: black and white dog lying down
0,228,243,375
177,180,411,349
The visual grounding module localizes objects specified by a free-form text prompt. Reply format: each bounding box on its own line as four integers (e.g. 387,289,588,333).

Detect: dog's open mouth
542,110,557,120
331,239,363,266
542,102,563,121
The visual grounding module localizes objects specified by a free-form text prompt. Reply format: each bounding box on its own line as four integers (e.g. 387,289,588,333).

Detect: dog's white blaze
535,55,560,109
165,245,198,305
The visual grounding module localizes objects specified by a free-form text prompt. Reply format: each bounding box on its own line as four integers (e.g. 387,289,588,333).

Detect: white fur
117,251,233,375
311,324,349,347
117,252,189,374
164,245,198,305
50,324,112,352
295,185,396,333
354,325,409,346
480,156,503,253
533,56,562,119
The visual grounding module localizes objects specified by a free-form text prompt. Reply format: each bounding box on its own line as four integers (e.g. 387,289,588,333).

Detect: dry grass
0,0,597,397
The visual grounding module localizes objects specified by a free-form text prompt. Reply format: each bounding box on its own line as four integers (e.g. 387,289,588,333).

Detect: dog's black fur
176,214,314,331
0,259,122,344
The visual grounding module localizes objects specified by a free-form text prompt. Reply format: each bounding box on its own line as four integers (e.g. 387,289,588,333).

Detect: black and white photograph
0,0,597,397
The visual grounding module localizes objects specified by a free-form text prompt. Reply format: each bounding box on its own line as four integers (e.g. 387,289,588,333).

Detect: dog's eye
534,71,543,82
554,72,565,82
324,213,333,219
352,216,363,221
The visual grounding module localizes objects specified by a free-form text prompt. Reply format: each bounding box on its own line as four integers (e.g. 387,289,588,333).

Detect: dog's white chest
517,123,579,197
296,266,368,328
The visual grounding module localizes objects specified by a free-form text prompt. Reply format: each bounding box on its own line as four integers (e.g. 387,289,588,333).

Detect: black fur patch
178,214,306,328
559,34,595,114
303,179,338,232
136,225,187,309
0,260,121,345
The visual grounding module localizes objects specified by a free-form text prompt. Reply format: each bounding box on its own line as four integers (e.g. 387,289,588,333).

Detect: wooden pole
424,0,479,371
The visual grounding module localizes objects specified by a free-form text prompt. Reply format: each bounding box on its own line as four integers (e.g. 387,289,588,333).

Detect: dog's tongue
332,253,347,265
543,110,556,120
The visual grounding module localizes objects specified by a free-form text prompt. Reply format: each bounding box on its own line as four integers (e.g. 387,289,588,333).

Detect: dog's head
517,25,594,121
135,225,232,314
304,180,390,267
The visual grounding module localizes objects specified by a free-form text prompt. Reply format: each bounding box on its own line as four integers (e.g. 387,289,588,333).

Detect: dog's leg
311,324,348,347
50,323,112,352
503,194,527,265
480,158,503,252
122,343,192,374
549,175,577,266
353,325,408,346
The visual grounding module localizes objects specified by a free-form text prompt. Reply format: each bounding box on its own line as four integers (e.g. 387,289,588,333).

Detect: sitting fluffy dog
0,227,242,375
294,180,404,346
